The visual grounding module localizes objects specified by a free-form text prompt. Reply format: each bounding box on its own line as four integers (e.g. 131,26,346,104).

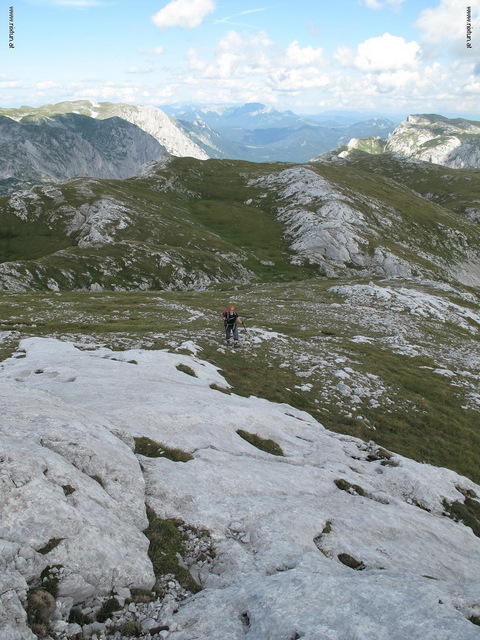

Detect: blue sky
2,0,479,116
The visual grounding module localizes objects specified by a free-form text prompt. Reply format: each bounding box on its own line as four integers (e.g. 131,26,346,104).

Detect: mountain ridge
334,113,480,169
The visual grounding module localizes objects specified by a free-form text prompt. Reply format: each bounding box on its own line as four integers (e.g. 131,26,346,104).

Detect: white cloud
285,41,327,67
361,0,406,8
0,80,23,88
142,46,165,55
152,0,215,29
464,77,480,94
187,30,274,79
340,33,421,72
416,0,462,44
35,81,61,89
126,66,154,74
269,66,329,91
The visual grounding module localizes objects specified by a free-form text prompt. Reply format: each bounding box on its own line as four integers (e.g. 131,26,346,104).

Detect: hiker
222,304,245,347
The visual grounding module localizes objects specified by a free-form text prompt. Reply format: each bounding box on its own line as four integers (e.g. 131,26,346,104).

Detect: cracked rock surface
1,337,480,639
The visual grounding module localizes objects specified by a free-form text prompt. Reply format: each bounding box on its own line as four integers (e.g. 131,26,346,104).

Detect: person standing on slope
222,304,245,347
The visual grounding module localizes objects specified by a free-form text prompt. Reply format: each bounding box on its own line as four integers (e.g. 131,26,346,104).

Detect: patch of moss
236,429,284,456
96,597,121,622
337,553,365,570
62,485,75,496
470,616,480,626
37,538,63,555
176,363,197,377
334,478,366,497
443,497,480,537
134,436,193,462
144,506,201,595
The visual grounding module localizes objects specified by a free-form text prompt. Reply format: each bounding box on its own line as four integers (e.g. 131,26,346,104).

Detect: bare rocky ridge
0,101,208,161
0,114,168,192
334,113,480,169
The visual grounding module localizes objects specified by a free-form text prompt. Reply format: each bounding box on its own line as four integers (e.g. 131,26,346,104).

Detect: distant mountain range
166,102,396,162
333,114,480,169
1,102,479,198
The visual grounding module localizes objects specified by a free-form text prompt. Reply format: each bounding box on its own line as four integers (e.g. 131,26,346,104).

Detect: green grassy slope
1,157,479,291
340,152,480,217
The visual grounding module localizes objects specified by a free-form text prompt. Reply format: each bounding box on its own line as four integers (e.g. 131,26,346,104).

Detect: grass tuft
134,436,193,462
443,497,480,537
334,478,366,497
89,474,104,487
68,608,93,626
337,553,365,570
26,589,56,631
40,565,63,598
236,429,284,456
118,620,143,637
210,383,231,394
176,363,197,377
144,505,202,595
96,597,121,622
37,538,63,555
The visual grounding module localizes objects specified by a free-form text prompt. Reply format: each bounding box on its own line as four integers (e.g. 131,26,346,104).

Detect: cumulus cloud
416,0,464,44
336,33,421,72
187,30,274,79
269,67,329,91
285,41,327,67
152,0,215,29
416,0,480,58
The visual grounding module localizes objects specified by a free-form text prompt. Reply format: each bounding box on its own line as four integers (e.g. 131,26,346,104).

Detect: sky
1,0,479,116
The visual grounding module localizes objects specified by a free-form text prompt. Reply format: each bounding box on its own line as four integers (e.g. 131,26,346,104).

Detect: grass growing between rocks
37,538,63,555
236,429,284,456
134,436,193,462
334,479,366,497
144,506,201,595
0,279,479,485
39,565,63,598
176,363,197,377
26,589,56,639
96,597,121,622
443,497,480,537
337,553,365,570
